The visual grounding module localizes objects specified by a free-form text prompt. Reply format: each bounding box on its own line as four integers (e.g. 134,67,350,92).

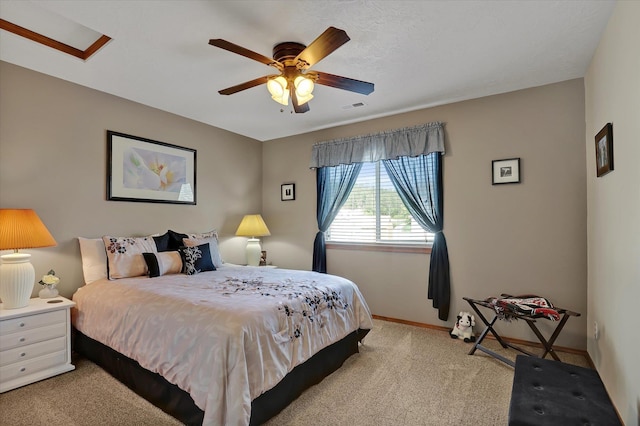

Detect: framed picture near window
595,123,613,177
281,183,295,201
107,130,196,204
492,158,521,185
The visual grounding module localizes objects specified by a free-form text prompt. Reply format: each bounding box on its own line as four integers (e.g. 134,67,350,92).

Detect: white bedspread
72,265,373,426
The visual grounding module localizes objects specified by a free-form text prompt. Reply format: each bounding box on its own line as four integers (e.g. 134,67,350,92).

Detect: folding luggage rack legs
463,296,580,367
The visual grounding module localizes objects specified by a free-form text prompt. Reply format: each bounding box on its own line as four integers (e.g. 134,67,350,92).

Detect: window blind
328,162,433,244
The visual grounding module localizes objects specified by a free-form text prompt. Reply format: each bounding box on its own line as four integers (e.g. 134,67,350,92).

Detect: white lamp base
245,238,262,266
0,253,35,309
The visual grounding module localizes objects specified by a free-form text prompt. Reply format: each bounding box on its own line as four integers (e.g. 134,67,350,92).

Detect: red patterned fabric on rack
485,295,561,321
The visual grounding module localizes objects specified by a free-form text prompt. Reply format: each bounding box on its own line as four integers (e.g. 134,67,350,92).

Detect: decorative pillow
179,243,215,275
153,232,173,252
182,235,223,268
142,251,183,277
102,236,158,279
78,237,108,284
158,251,183,275
167,230,189,251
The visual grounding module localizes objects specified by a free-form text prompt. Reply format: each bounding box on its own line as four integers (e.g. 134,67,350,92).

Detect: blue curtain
313,163,362,273
382,153,450,321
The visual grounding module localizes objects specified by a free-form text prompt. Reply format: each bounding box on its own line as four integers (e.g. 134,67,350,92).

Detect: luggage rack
463,294,580,367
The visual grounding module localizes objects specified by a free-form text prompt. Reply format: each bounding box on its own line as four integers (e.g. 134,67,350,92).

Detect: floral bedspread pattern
218,276,351,341
72,265,373,426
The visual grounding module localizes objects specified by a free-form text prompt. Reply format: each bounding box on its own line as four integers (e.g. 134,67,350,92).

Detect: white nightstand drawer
0,323,66,351
0,336,66,367
0,350,67,384
0,297,75,392
0,310,65,335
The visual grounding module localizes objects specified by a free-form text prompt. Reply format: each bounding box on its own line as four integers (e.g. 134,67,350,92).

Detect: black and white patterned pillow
102,235,157,279
182,236,223,268
179,243,215,275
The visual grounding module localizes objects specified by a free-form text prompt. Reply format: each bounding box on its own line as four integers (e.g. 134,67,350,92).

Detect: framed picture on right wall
595,123,613,177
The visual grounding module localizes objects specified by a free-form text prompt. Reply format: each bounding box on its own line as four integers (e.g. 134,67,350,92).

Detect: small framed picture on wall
595,123,613,177
281,183,295,201
492,158,521,185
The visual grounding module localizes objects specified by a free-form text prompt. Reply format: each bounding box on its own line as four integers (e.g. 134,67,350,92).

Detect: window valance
310,122,445,169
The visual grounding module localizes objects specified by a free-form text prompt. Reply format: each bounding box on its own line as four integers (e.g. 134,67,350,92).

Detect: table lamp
235,214,270,266
0,209,57,309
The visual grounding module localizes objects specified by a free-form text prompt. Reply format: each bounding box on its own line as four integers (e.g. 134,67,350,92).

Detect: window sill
326,242,431,254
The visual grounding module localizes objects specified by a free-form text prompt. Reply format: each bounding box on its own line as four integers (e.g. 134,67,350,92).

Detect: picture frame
107,130,196,204
595,123,613,177
281,183,295,201
492,158,521,185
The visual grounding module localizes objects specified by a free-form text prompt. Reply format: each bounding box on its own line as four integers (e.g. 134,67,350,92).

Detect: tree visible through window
327,161,434,244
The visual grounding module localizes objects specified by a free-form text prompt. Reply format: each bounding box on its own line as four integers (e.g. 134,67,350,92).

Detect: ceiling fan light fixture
271,93,289,106
267,76,289,105
294,75,314,105
210,27,374,113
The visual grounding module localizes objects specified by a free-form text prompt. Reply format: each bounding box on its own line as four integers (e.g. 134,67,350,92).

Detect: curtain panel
382,154,450,321
310,122,445,169
311,121,450,320
313,164,362,273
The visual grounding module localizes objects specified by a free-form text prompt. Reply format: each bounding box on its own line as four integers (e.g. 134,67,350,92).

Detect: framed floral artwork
107,131,196,204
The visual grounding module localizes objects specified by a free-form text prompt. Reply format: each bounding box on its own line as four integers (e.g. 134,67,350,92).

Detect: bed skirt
73,328,369,425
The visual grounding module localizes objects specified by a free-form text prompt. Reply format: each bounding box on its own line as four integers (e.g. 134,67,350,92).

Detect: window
327,161,434,245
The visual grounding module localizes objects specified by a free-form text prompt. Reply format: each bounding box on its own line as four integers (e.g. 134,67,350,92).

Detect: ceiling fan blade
209,39,282,70
315,72,375,95
291,88,310,113
218,75,273,95
294,27,350,70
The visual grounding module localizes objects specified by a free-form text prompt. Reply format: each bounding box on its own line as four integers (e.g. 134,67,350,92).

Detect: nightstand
0,296,75,392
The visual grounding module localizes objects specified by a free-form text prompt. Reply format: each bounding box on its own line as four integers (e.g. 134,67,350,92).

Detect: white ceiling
0,0,615,142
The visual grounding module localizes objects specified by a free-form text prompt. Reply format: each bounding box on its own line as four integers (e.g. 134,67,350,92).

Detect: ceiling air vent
342,102,366,110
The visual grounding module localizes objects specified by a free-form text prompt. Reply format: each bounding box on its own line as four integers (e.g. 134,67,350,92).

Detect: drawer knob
19,337,26,342
19,322,25,327
20,367,26,372
20,352,26,357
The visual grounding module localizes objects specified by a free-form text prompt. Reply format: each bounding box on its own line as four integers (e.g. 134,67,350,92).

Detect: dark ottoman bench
508,355,621,426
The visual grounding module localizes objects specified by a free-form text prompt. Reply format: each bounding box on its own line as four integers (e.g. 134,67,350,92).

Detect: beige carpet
0,319,589,425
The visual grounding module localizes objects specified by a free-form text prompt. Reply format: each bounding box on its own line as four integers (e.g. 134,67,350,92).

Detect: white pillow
78,237,108,284
183,235,223,268
102,235,158,279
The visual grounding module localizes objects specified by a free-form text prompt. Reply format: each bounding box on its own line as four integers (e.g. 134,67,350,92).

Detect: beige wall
0,62,263,298
585,1,640,425
0,62,590,351
263,79,588,349
1,8,634,418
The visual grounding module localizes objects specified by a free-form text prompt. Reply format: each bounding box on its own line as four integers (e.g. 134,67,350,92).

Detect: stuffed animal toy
450,311,476,342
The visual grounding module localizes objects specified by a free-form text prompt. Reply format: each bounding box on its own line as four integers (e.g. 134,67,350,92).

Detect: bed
72,232,373,426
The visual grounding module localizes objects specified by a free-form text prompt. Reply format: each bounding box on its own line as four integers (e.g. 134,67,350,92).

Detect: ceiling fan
209,27,374,113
